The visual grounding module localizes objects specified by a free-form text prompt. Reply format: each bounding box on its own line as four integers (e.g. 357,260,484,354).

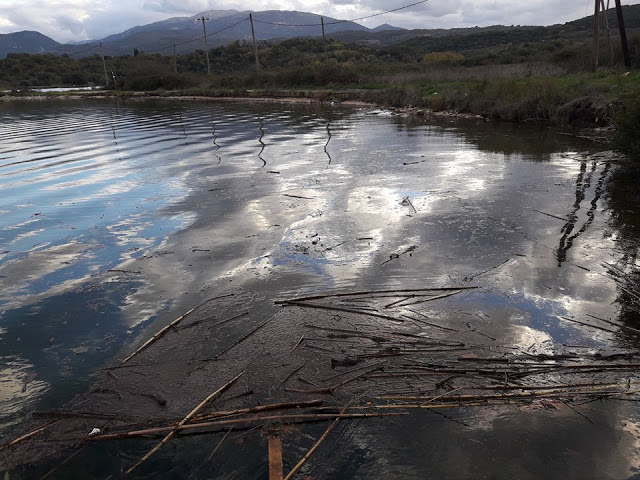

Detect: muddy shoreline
0,90,615,142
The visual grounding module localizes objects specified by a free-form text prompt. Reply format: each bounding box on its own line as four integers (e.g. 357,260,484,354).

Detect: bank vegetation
2,25,640,157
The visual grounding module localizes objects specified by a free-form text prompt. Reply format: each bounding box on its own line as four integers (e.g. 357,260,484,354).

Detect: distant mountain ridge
0,10,382,58
1,5,639,59
0,31,61,58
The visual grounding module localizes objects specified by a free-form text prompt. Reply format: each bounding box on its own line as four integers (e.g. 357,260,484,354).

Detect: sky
1,0,640,43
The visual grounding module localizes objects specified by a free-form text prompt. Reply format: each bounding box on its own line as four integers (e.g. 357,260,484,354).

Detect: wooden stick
179,310,249,331
478,382,631,391
280,360,309,387
286,364,384,395
384,296,412,308
274,287,477,304
586,313,640,334
203,317,272,362
532,209,567,221
195,400,323,422
121,293,234,364
303,324,462,346
399,314,459,332
125,371,244,474
2,420,62,449
206,427,233,462
467,259,510,281
558,316,618,334
109,401,324,433
283,301,404,323
283,405,348,480
95,413,404,442
283,194,314,200
389,290,463,308
378,388,628,402
290,335,305,354
32,411,119,420
268,431,284,480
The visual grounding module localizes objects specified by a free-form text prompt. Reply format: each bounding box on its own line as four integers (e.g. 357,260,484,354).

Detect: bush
117,74,201,91
613,96,640,161
422,51,465,65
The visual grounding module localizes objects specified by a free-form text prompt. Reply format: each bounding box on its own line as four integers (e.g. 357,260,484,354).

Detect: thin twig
3,420,62,449
121,293,234,364
283,405,349,480
179,310,249,331
125,371,244,474
203,318,272,361
558,316,617,334
282,301,404,323
389,290,463,308
274,287,477,304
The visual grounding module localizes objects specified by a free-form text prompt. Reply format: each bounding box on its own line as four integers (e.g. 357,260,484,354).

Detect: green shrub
118,74,200,91
613,96,640,161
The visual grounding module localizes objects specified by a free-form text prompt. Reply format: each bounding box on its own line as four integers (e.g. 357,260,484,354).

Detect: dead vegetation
2,287,640,478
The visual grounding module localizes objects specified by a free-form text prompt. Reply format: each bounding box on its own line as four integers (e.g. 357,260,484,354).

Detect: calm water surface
0,99,639,478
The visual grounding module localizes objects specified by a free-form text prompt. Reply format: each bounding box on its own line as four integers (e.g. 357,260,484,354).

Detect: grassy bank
4,67,639,130
111,67,638,129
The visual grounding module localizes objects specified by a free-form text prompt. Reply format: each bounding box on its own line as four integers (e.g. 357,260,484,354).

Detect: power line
67,45,101,57
146,17,250,53
252,0,431,27
328,0,431,24
15,0,427,61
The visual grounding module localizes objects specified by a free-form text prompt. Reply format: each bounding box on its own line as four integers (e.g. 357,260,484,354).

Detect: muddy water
1,99,639,478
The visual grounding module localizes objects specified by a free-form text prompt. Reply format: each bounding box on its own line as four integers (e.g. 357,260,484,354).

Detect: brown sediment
2,287,639,474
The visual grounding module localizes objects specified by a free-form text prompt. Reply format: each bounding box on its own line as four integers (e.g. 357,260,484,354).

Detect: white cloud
0,0,639,43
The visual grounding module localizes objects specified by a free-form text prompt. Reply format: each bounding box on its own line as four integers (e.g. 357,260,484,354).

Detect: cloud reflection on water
1,101,638,473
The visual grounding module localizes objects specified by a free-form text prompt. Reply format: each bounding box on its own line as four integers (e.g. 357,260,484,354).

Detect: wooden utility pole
197,16,211,75
173,44,177,73
614,0,631,68
321,17,326,41
250,13,261,71
99,42,109,85
592,0,601,72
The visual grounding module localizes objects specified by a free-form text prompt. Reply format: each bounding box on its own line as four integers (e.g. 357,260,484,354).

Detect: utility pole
321,17,326,42
614,0,631,68
173,44,177,73
592,0,601,72
601,0,614,59
197,16,211,75
99,42,109,85
249,13,261,71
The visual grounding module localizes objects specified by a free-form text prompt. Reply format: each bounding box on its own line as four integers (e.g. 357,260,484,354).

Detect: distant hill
0,31,61,58
59,10,373,57
1,5,640,59
334,5,640,47
372,24,406,32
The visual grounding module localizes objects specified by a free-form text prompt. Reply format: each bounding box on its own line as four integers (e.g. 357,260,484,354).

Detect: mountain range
1,5,639,59
0,9,396,58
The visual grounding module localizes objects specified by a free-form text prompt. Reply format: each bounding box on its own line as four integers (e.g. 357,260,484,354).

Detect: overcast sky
1,0,639,43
